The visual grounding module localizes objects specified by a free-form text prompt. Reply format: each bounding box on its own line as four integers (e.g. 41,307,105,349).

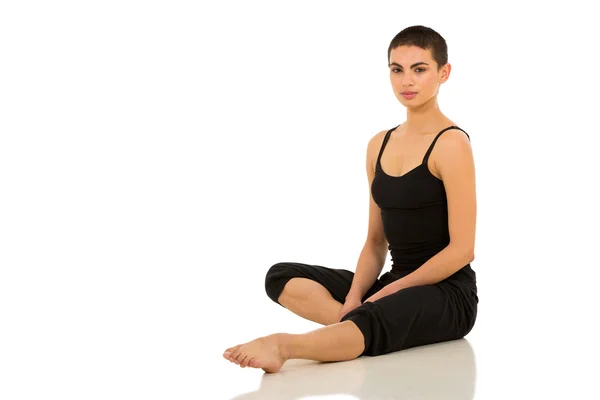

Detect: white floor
3,2,600,399
222,337,477,400
2,271,598,400
210,288,600,400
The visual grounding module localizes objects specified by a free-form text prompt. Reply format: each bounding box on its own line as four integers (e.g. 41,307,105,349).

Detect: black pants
265,262,478,357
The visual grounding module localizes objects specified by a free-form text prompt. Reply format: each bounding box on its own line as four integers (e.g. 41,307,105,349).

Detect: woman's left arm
365,129,476,301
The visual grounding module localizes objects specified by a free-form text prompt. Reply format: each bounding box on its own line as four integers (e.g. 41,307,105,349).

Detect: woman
223,25,479,373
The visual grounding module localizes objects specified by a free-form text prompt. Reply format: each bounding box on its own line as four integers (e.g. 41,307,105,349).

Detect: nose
401,74,415,87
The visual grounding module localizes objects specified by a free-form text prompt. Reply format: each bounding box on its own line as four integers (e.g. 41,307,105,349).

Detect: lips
402,92,417,95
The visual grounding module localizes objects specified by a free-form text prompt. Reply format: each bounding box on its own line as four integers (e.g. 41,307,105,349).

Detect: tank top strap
376,124,401,168
422,125,470,164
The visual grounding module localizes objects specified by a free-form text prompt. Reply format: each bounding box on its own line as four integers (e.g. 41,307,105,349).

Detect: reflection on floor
230,338,475,400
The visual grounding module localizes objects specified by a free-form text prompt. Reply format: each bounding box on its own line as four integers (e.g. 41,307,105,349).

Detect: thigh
342,281,476,356
384,281,476,348
265,262,386,304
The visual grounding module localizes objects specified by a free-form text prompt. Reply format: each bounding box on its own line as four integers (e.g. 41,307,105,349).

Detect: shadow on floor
230,338,476,400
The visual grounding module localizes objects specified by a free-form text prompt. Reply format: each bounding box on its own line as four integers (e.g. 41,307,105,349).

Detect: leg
223,320,365,373
278,278,342,325
340,279,478,356
265,262,384,325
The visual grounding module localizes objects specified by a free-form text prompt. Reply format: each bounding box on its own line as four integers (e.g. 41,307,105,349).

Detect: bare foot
223,334,288,373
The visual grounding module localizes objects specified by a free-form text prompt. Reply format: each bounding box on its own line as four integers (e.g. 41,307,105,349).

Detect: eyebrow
388,62,429,68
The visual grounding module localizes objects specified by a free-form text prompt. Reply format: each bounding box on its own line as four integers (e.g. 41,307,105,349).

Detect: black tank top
372,124,476,285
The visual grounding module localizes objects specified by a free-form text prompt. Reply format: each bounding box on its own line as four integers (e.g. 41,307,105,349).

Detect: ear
440,63,451,83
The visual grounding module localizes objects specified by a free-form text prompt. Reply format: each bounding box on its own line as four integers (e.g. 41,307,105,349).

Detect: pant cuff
265,276,295,306
341,310,373,357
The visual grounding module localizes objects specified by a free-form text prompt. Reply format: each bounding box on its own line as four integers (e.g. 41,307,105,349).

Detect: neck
402,95,449,134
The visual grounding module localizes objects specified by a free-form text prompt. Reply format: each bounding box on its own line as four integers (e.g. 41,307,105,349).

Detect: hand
364,287,393,303
337,296,363,322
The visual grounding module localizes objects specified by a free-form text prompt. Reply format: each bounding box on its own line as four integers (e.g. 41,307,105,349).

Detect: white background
1,1,599,399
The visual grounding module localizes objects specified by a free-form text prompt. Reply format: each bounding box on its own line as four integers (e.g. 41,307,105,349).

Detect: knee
264,262,292,303
340,302,390,357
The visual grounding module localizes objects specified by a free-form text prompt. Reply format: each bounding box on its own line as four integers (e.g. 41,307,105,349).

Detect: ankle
271,333,293,360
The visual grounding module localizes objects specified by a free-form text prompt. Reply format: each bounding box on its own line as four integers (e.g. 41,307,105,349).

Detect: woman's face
388,45,449,107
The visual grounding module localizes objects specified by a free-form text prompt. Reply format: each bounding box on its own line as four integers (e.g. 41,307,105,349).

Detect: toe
239,355,250,368
234,349,246,365
230,347,243,363
243,357,255,368
223,345,239,360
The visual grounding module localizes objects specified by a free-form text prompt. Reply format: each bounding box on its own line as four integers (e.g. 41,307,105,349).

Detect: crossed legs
223,277,365,373
224,263,479,373
277,277,344,325
222,320,365,373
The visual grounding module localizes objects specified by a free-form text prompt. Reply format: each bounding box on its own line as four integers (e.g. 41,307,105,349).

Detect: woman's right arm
346,132,388,301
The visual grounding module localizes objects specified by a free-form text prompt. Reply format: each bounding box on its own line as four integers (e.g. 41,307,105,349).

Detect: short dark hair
387,25,448,71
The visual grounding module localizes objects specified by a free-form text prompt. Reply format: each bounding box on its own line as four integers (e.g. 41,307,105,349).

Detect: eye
391,68,426,73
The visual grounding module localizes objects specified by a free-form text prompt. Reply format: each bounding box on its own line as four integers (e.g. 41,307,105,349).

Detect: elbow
465,248,475,264
365,238,388,258
451,243,474,264
365,236,387,251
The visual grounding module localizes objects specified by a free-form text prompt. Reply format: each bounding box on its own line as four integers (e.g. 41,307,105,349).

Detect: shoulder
368,125,399,149
433,128,474,178
434,127,472,155
368,128,389,147
366,127,395,172
438,126,470,143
